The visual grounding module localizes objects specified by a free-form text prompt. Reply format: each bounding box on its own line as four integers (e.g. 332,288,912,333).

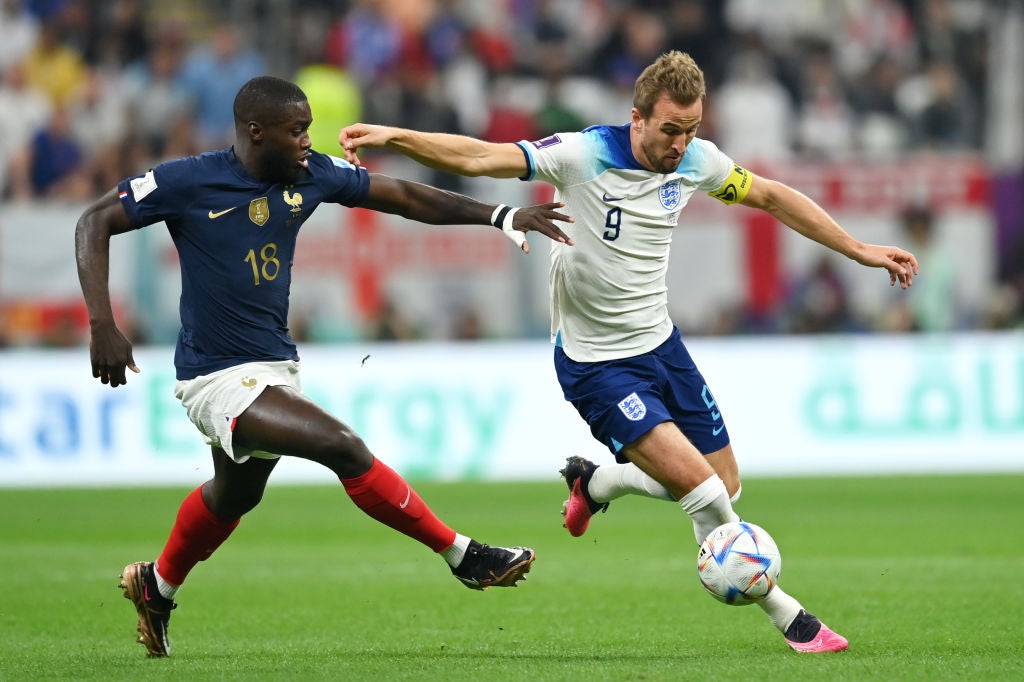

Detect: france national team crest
618,392,647,421
659,180,681,210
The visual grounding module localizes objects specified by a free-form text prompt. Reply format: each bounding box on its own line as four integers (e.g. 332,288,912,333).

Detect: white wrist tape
490,204,525,250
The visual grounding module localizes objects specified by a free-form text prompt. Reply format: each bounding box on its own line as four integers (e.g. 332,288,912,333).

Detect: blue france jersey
117,149,369,379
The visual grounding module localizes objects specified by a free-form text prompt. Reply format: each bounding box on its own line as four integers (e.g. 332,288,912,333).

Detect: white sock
676,476,800,635
758,586,804,633
588,463,674,502
440,533,471,568
678,475,740,545
153,564,179,600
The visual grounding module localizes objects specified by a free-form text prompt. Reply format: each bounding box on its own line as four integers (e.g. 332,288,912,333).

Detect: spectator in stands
714,46,794,161
451,306,485,340
294,63,363,152
180,22,265,149
121,24,192,159
0,61,51,198
664,0,726,88
912,59,978,150
78,0,150,70
322,2,401,87
0,1,1012,344
68,69,128,191
794,41,855,159
849,53,912,158
370,298,420,341
0,0,39,73
784,255,860,334
8,104,90,200
21,18,86,107
594,7,668,91
899,205,958,332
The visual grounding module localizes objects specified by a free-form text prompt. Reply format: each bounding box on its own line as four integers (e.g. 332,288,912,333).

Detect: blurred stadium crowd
1,0,1022,345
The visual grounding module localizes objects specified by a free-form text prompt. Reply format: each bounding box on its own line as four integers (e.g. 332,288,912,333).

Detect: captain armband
490,203,525,250
708,164,752,205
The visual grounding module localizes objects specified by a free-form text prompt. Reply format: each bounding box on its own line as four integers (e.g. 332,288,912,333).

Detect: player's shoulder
523,124,626,151
532,124,634,174
579,123,645,172
675,137,731,177
183,148,236,169
151,148,232,182
300,150,365,187
686,136,725,157
577,123,630,150
300,149,370,204
580,123,630,141
306,149,359,173
519,123,640,179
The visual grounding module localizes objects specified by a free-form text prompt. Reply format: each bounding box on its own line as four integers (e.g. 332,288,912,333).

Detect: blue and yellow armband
709,164,752,205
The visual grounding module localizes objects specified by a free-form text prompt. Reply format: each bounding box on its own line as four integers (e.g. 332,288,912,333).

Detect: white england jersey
517,124,750,362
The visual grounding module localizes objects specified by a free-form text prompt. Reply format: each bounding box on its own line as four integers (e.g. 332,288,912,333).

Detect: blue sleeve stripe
515,141,535,181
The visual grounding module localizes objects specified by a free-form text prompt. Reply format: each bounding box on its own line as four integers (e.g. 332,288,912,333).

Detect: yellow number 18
243,243,280,286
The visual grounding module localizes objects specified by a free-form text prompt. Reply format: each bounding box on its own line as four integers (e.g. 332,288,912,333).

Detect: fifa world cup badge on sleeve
130,170,158,201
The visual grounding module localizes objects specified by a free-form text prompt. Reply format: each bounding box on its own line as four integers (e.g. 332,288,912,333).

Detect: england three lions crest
659,180,681,210
618,392,647,421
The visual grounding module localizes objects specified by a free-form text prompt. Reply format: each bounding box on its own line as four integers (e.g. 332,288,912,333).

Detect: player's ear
247,121,263,141
630,108,643,130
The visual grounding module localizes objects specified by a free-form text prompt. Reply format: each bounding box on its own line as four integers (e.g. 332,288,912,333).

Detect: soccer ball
697,521,782,605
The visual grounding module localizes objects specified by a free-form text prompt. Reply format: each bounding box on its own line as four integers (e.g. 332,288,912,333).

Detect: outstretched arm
359,174,573,253
75,188,140,386
742,174,919,289
339,123,529,179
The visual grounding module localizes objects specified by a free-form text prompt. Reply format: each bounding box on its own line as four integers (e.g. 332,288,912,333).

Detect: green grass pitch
2,474,1022,681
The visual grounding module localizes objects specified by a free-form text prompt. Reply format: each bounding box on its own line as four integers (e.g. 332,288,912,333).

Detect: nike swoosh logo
792,636,826,651
399,486,412,509
208,207,237,219
712,424,725,436
602,192,624,202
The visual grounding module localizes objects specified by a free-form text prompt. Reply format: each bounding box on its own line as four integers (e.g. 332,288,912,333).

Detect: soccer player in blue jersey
75,75,574,658
339,51,921,653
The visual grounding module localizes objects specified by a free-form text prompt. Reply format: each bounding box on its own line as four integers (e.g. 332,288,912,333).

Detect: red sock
341,458,456,552
155,485,240,586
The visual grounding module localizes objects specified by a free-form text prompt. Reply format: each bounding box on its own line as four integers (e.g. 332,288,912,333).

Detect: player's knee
323,425,369,458
207,485,264,519
721,475,741,501
319,426,373,475
232,487,266,516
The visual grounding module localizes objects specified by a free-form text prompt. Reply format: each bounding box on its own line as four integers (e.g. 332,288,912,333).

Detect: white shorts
173,359,302,463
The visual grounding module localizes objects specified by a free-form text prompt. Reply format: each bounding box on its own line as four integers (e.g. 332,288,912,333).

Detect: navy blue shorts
554,327,730,462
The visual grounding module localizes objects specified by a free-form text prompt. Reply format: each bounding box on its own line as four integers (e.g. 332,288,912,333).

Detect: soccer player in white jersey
339,51,919,653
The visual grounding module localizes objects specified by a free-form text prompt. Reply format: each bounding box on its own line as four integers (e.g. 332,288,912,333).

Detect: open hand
506,202,575,254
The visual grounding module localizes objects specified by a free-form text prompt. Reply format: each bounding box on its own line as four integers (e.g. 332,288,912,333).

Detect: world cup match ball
697,521,782,605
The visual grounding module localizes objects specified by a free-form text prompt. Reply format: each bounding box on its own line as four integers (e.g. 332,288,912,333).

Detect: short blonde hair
633,51,706,118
